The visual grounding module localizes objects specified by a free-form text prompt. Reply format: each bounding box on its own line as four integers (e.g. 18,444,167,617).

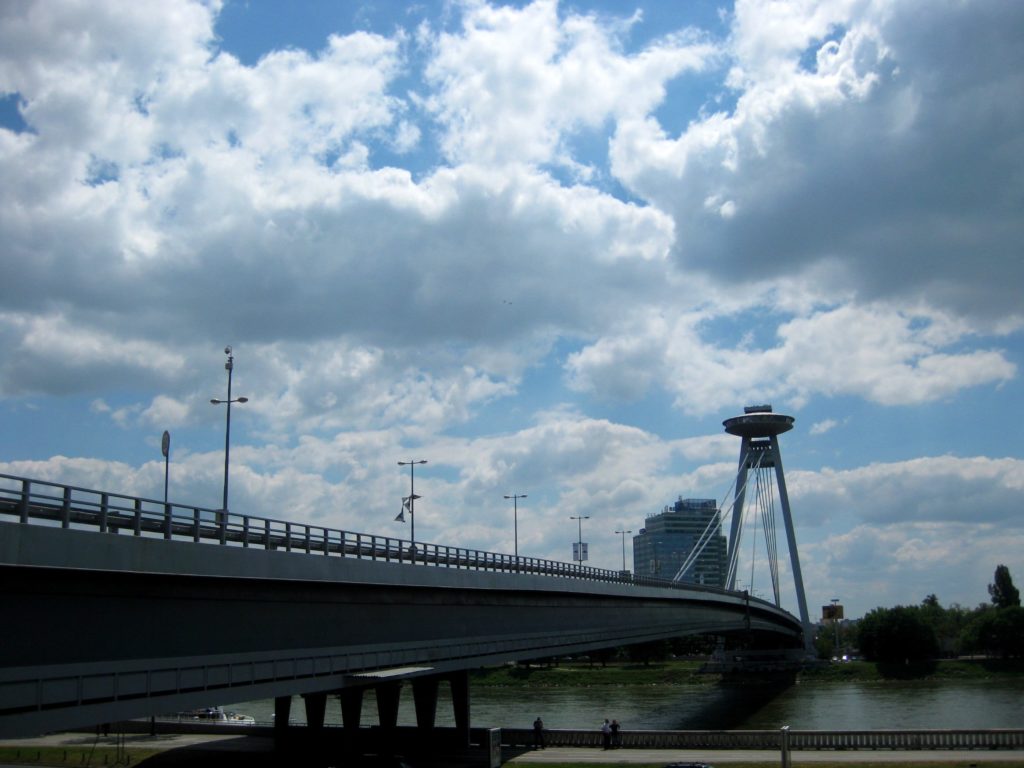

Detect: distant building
632,497,727,586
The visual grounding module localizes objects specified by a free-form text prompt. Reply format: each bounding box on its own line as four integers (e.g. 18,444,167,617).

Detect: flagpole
398,459,427,547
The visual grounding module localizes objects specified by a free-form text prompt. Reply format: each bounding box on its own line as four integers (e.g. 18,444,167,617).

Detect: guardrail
501,727,1024,750
0,473,737,598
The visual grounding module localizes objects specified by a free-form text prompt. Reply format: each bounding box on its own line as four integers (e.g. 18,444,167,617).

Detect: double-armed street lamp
569,514,590,564
504,493,527,557
397,459,427,546
615,527,632,572
210,346,248,514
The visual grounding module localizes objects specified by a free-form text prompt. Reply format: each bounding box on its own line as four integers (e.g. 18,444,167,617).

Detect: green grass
471,658,1024,688
471,661,712,687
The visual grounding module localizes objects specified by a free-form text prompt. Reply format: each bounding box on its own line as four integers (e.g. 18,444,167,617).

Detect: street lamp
569,515,590,565
831,597,841,651
614,527,632,572
210,346,248,514
504,494,527,558
397,459,427,546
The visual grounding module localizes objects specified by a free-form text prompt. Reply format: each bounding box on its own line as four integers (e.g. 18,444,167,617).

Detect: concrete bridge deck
0,473,802,739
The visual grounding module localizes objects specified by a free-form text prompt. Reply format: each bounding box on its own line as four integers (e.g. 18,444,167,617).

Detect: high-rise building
632,497,727,586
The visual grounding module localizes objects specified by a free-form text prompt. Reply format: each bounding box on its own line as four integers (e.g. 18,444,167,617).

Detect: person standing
601,718,611,750
533,716,545,749
610,718,621,748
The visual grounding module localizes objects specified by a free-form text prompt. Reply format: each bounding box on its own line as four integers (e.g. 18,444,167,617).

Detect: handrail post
285,522,292,552
60,486,71,528
219,510,227,545
780,725,791,768
163,502,172,540
193,508,201,542
264,518,271,550
133,498,142,536
99,492,109,533
242,516,250,548
18,479,30,523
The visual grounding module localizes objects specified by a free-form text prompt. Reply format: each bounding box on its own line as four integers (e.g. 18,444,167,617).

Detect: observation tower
724,405,813,651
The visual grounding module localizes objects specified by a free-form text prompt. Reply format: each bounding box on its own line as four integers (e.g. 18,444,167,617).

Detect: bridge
0,473,803,742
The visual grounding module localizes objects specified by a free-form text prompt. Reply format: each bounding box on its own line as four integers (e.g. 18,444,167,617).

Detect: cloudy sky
1,0,1021,620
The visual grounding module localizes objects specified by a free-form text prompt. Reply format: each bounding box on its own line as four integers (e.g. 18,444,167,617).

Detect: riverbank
469,659,1024,687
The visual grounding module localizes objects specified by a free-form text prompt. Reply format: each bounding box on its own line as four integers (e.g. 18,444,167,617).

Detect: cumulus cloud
612,0,1024,323
567,302,1015,413
0,0,1021,619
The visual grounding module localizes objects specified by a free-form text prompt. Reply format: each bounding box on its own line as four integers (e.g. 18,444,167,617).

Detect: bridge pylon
723,405,813,653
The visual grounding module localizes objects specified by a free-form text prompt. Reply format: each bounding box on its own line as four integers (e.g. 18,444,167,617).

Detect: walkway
4,734,1024,766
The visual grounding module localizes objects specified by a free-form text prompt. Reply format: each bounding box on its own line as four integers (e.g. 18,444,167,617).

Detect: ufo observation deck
723,404,794,438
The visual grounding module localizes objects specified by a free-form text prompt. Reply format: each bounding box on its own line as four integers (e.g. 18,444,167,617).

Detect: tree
857,605,939,662
961,606,1024,658
988,565,1021,608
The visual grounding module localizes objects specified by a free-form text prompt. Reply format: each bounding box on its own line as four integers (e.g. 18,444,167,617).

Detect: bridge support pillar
302,692,329,765
340,687,364,755
303,691,327,729
340,686,364,728
412,677,439,731
449,669,471,748
273,695,293,754
375,681,402,730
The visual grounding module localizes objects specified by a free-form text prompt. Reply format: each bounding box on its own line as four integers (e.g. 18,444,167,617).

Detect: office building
632,497,727,586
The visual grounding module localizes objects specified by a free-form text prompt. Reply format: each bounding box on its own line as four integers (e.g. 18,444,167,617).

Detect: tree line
844,564,1023,662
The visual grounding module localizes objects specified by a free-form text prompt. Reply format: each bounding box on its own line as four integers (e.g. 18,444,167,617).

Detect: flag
396,494,421,522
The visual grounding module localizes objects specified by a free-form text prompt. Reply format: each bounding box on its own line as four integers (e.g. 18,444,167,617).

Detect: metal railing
500,727,1024,750
0,473,736,597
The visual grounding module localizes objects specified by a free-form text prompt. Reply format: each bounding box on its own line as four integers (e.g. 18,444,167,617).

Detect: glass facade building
632,497,727,586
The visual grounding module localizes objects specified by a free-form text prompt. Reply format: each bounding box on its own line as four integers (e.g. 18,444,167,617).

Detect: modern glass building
632,497,727,586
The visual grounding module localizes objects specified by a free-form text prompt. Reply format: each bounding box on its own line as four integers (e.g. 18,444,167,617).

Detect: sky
1,0,1022,621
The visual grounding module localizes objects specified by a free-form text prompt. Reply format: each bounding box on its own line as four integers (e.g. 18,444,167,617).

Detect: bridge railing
499,727,1024,750
0,472,741,598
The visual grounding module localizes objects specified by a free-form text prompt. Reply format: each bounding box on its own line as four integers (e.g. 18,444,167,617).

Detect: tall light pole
615,527,632,572
397,459,427,546
569,515,589,564
504,494,527,557
210,346,248,513
831,597,841,651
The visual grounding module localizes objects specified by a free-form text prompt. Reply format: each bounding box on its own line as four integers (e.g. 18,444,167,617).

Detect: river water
235,678,1024,731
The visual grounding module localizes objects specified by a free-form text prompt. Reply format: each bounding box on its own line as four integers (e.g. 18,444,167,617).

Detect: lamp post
210,346,248,514
504,494,527,557
614,527,632,572
161,430,170,505
397,459,427,546
831,597,841,651
569,515,589,564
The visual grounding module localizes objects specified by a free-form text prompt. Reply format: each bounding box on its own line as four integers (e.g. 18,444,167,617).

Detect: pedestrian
610,718,621,748
533,716,545,749
601,718,611,750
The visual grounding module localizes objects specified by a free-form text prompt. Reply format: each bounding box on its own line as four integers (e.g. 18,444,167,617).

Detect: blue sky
1,0,1022,620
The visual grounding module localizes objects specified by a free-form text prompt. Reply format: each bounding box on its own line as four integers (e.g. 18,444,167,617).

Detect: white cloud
566,302,1015,414
612,0,1024,324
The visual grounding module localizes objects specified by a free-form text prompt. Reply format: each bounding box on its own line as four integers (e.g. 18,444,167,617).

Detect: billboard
822,604,844,620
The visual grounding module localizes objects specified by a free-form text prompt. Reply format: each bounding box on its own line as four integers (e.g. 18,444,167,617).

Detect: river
233,678,1024,731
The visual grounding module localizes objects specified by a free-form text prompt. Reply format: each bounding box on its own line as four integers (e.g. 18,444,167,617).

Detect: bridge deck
0,473,801,738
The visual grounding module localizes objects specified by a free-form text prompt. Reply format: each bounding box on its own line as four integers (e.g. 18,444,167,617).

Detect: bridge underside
1,522,800,737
